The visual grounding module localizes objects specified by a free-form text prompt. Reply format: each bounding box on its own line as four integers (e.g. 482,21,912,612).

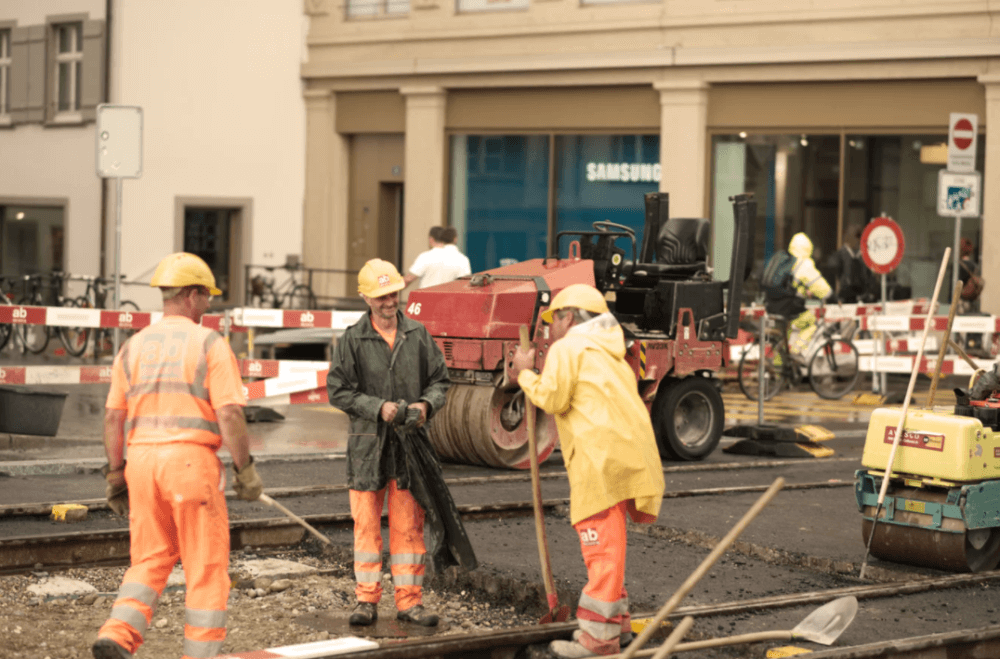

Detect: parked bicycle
738,308,860,400
249,264,317,309
0,275,16,352
72,275,138,359
14,272,90,356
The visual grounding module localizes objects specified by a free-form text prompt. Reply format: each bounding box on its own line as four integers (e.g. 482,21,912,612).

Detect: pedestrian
828,223,875,303
92,253,263,659
404,226,472,289
761,232,833,359
510,283,665,659
327,258,476,629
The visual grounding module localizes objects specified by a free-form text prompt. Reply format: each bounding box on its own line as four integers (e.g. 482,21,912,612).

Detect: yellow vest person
788,233,833,357
512,283,664,659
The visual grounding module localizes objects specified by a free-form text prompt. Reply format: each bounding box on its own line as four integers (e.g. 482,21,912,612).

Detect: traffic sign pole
952,212,962,304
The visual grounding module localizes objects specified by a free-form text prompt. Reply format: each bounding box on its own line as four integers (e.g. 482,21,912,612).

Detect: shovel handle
260,493,333,546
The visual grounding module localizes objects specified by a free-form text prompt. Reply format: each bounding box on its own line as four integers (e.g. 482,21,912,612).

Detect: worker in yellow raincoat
511,283,665,659
764,232,833,359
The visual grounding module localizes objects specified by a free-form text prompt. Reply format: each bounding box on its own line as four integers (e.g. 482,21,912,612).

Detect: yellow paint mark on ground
304,406,347,416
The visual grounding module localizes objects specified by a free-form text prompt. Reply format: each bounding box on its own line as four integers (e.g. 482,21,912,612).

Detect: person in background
828,223,875,303
404,226,472,290
511,284,665,659
764,233,833,359
92,252,262,659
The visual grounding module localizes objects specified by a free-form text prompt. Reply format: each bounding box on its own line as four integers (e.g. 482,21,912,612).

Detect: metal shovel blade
790,596,858,645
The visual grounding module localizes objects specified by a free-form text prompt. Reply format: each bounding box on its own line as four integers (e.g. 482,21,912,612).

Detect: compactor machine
406,193,754,469
856,369,1000,572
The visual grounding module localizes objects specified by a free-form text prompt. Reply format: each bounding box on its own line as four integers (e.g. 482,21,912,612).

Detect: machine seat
627,217,710,282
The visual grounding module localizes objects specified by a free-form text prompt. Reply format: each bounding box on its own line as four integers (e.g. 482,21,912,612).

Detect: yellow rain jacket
788,233,832,301
518,314,665,525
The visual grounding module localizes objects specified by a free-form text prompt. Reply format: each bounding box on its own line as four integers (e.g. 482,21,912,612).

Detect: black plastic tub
0,386,68,436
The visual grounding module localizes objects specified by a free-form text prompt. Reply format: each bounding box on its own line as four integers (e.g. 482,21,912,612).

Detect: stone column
401,86,447,273
655,81,710,219
977,73,999,315
303,89,350,298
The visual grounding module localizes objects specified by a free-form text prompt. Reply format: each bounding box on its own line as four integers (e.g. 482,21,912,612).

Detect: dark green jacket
326,311,450,491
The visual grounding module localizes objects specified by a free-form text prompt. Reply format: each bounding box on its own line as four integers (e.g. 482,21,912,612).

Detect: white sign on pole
937,170,981,218
96,105,143,179
947,112,978,173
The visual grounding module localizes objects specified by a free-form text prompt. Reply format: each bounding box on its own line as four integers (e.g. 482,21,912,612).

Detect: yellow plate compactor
855,402,1000,572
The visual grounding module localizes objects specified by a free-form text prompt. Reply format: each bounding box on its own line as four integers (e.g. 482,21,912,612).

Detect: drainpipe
98,0,112,277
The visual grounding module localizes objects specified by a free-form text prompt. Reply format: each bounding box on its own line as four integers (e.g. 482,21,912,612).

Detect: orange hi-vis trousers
98,443,230,659
574,501,633,656
350,480,426,611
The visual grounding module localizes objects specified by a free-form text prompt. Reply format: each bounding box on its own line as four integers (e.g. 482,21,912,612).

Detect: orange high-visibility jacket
107,315,246,448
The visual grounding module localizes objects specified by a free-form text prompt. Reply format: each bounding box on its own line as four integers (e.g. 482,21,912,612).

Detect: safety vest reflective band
121,324,224,448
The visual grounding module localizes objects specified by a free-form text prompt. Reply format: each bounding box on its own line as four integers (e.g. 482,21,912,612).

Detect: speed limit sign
860,217,905,275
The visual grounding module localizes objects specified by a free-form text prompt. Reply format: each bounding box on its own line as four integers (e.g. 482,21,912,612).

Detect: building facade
302,0,998,308
1,0,307,309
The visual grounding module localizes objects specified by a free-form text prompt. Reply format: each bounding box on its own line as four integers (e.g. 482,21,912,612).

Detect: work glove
233,456,264,501
101,462,129,516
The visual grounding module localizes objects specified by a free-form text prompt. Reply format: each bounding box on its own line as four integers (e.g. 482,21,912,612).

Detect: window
54,23,82,116
346,0,409,18
0,30,10,120
457,0,528,12
0,205,66,276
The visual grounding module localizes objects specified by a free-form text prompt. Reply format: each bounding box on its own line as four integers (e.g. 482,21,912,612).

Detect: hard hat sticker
378,274,391,287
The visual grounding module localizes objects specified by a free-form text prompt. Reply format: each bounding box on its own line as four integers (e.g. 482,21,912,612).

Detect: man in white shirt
404,227,472,289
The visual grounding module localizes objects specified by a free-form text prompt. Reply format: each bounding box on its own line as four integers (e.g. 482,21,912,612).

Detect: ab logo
119,312,133,326
99,367,113,380
377,274,391,287
12,307,27,320
579,528,599,547
248,361,263,374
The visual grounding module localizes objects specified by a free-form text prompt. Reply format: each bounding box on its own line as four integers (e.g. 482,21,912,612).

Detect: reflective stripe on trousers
574,501,630,656
350,480,426,611
97,443,230,657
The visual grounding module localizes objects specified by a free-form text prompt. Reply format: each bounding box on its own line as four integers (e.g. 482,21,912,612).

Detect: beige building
302,0,997,310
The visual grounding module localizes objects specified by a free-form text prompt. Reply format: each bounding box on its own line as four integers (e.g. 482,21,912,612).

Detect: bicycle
72,275,138,359
14,272,90,356
0,275,17,352
249,264,317,309
738,307,860,400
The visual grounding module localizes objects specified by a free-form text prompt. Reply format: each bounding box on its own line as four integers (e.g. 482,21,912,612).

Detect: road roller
406,192,755,469
855,382,1000,572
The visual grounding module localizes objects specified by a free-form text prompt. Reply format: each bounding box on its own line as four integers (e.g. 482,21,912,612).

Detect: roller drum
427,384,558,469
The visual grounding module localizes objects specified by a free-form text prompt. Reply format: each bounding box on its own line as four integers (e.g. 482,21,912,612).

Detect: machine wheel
737,332,786,401
808,339,859,400
652,376,723,461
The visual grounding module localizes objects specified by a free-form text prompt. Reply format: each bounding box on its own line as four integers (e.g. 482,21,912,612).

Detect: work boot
349,601,378,626
549,640,596,658
397,604,439,627
92,638,132,659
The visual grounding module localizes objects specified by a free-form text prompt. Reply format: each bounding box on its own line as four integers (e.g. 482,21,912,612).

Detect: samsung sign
586,162,661,183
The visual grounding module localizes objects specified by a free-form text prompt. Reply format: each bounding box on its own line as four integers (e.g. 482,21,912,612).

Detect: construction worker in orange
327,259,475,628
512,284,665,659
92,252,263,659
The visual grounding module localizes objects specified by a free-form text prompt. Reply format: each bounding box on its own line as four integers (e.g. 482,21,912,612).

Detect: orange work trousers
98,443,230,659
574,501,631,656
350,480,426,611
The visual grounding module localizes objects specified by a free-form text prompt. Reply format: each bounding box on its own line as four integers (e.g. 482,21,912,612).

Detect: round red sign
860,216,905,275
953,118,974,150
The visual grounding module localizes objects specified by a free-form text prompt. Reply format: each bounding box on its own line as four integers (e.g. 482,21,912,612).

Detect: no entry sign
861,216,905,275
947,112,978,173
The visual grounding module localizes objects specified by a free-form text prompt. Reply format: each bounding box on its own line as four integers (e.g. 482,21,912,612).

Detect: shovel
519,325,571,624
613,596,858,658
259,493,334,547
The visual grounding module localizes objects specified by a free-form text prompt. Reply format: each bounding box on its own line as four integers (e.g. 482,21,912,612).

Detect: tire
16,296,49,354
652,376,724,461
808,339,860,400
288,285,317,310
57,298,89,357
738,332,787,401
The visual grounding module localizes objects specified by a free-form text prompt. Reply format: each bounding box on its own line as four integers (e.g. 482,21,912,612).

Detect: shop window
450,135,549,273
0,30,10,122
0,205,65,276
554,134,659,257
53,23,82,119
346,0,410,19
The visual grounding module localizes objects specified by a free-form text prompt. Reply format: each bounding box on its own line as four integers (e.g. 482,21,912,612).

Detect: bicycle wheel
738,332,788,401
57,298,89,357
288,285,317,310
16,296,49,354
808,338,860,400
0,295,11,352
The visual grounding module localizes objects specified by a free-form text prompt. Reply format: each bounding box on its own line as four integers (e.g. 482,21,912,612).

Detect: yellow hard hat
541,283,609,324
358,259,405,298
150,252,221,296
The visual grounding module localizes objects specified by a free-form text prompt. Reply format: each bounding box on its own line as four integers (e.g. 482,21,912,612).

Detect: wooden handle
260,493,333,546
519,325,531,351
927,281,963,408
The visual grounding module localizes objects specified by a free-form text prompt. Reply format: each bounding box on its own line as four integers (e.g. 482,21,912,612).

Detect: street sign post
96,105,143,357
860,216,905,395
937,169,981,298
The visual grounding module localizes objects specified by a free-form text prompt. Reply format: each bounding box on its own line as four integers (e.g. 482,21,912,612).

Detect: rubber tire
808,338,860,400
289,285,317,310
737,332,787,402
16,296,49,354
652,376,724,461
57,298,89,357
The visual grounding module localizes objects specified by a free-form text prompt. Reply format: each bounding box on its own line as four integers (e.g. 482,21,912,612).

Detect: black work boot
349,601,379,626
92,638,132,659
397,604,439,626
